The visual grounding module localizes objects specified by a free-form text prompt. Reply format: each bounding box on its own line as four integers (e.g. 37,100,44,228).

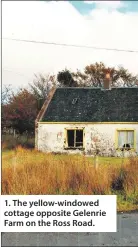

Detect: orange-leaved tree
2,89,38,134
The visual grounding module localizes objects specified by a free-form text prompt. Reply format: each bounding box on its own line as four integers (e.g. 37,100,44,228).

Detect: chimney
103,70,111,90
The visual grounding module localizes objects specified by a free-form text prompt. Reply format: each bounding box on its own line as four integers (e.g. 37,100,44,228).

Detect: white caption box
0,195,117,232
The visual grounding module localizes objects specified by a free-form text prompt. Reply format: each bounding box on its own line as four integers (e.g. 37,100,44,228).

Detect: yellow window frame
115,128,136,150
64,127,85,149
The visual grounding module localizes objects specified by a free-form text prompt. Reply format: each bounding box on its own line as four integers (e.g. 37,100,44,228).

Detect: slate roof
41,87,138,122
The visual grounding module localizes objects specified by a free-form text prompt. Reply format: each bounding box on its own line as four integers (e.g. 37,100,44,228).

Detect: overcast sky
2,1,138,89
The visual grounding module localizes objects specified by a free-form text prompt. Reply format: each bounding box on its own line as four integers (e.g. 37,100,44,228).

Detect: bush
111,167,126,191
2,134,35,150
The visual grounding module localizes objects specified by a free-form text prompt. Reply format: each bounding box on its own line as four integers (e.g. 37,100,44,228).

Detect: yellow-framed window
116,129,135,150
65,128,84,149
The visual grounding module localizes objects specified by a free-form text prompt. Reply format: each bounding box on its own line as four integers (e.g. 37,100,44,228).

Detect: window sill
116,148,135,152
64,147,85,150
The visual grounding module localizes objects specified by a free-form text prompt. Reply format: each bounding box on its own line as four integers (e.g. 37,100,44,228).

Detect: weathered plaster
37,123,138,156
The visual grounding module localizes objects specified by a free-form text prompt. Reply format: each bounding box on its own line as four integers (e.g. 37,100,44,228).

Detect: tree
57,69,78,87
2,85,14,131
113,66,138,87
3,89,38,134
72,62,138,87
29,73,56,110
2,84,13,105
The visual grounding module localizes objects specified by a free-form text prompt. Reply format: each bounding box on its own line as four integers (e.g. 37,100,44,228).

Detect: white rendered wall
37,123,138,156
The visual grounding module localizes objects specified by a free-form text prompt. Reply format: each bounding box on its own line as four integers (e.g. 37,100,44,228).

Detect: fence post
94,155,99,169
13,129,16,138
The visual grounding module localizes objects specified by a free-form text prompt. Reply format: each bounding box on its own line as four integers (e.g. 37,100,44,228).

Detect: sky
2,0,138,89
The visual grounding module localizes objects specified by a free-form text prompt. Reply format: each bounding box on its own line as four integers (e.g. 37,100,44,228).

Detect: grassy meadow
2,146,138,212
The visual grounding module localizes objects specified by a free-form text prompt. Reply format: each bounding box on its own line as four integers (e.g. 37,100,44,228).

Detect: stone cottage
35,74,138,156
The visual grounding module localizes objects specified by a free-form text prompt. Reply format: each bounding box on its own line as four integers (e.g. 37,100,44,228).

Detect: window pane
76,130,83,142
67,130,74,147
118,130,134,149
127,131,134,148
76,130,83,147
118,131,126,148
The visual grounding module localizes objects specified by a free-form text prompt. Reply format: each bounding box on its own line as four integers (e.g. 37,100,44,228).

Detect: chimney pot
105,72,110,79
104,71,111,90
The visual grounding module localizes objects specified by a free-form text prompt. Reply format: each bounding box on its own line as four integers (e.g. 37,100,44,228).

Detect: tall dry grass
2,147,138,209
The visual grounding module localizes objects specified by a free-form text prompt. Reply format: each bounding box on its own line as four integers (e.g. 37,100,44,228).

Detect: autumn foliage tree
3,89,38,134
72,62,138,87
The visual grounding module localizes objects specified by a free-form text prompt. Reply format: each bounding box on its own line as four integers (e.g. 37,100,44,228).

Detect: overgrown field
2,147,138,212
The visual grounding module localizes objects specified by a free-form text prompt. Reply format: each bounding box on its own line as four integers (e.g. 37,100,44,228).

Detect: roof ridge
56,87,138,90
